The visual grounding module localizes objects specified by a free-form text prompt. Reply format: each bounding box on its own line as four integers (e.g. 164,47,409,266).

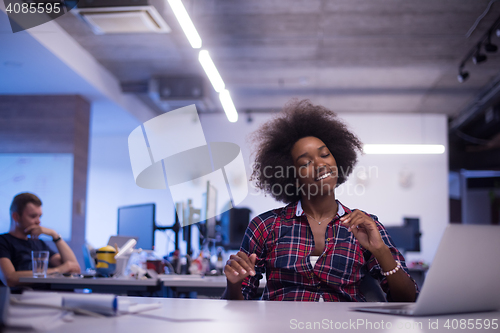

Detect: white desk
3,296,499,333
18,275,262,298
160,274,266,298
160,274,267,287
19,275,251,298
19,276,160,296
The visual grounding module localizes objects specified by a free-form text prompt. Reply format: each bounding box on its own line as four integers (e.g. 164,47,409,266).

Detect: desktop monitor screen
220,207,251,249
205,182,217,239
385,226,414,252
403,217,421,252
385,218,421,253
117,203,155,250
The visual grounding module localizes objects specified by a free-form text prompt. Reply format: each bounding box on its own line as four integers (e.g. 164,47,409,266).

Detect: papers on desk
7,292,74,331
5,291,161,331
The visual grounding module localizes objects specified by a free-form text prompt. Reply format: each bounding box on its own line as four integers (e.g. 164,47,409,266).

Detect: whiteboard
0,154,74,240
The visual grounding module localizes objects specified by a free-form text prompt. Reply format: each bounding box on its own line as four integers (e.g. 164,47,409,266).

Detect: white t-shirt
309,256,324,302
301,200,345,303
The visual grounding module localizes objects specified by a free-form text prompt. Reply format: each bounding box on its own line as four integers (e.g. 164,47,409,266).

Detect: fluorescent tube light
219,89,238,122
199,50,225,93
167,0,202,48
363,144,445,154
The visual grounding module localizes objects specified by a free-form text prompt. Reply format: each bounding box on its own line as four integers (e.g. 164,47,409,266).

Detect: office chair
0,286,9,327
359,269,387,302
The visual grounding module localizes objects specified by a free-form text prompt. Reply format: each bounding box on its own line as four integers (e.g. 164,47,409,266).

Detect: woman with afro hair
222,99,418,302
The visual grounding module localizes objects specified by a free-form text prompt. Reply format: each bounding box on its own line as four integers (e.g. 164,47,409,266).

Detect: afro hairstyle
250,99,363,203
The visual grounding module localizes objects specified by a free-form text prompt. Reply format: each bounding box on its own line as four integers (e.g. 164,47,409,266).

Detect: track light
460,14,500,82
472,46,487,64
458,64,469,83
484,43,498,53
472,53,487,64
484,33,498,53
458,70,469,83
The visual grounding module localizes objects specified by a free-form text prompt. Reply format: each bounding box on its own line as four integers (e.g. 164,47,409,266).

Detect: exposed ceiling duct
122,77,217,113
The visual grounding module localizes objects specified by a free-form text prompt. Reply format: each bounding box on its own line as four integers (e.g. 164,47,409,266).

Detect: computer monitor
385,226,414,252
107,236,139,248
385,217,421,253
205,181,217,239
403,217,421,252
220,207,251,250
117,203,155,250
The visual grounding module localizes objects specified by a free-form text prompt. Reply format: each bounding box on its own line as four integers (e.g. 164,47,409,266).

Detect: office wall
85,134,178,252
0,95,90,268
86,110,448,264
198,112,448,265
339,114,448,264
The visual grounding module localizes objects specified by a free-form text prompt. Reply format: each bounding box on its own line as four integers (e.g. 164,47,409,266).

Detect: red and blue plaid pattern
239,200,418,301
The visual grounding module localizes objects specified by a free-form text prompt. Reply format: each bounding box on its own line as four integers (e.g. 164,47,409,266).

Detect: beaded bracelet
381,260,402,276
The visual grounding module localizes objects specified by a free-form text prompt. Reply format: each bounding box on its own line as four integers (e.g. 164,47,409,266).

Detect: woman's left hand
340,210,386,253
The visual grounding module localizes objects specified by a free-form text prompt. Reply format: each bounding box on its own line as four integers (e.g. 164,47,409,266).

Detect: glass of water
31,251,49,278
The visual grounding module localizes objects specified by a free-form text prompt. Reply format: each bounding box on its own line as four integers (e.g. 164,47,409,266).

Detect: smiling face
291,136,338,198
12,202,42,234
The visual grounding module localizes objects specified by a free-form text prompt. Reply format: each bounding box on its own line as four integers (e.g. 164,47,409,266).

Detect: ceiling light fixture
167,0,237,122
472,45,487,64
484,33,498,53
167,0,202,48
198,50,225,93
457,68,470,83
198,50,238,122
363,144,445,154
219,90,238,123
459,14,500,82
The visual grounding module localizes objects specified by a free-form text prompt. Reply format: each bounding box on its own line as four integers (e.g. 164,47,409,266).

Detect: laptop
354,224,500,316
107,235,139,249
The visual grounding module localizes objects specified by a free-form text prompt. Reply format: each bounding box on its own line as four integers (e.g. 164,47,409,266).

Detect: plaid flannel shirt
239,200,418,301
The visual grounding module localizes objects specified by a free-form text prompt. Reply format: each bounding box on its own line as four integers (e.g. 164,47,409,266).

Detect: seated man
0,193,80,287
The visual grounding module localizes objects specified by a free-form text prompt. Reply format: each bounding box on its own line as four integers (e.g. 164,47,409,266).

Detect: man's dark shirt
0,233,56,271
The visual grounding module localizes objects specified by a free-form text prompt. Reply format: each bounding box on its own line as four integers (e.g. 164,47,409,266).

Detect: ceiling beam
0,2,157,124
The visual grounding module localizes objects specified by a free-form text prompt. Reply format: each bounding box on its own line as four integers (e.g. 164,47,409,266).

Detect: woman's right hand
224,251,257,285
